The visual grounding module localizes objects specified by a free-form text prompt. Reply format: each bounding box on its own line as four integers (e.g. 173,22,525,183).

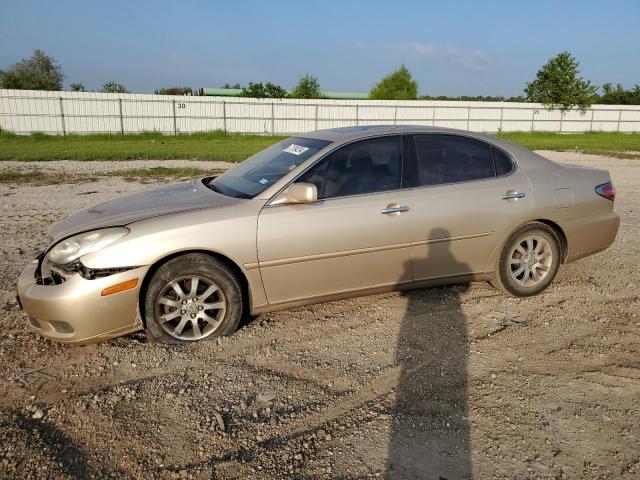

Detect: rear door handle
502,192,526,200
380,204,410,214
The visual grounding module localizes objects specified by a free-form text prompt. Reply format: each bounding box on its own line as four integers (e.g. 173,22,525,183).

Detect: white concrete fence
1,89,640,135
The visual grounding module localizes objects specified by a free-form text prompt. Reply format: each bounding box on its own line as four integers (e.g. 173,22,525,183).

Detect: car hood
49,178,235,241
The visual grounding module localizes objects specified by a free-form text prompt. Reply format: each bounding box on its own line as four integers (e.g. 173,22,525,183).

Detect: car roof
301,125,496,143
299,125,541,161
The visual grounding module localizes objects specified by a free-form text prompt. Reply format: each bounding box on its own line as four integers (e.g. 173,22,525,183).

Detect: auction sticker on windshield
283,144,309,155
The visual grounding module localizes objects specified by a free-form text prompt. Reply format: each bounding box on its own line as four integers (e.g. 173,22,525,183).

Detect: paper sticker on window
259,178,269,185
283,144,309,155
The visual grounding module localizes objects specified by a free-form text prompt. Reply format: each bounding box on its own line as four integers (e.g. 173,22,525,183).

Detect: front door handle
380,204,410,214
502,191,526,200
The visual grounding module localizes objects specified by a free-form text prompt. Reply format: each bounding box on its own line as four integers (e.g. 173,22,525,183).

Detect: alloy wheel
154,275,226,341
508,234,553,287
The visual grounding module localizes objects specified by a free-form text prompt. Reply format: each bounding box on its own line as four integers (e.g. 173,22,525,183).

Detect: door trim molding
247,242,413,269
412,231,493,246
246,231,493,270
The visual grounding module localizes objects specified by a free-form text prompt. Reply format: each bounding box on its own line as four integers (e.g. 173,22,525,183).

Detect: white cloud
377,42,492,72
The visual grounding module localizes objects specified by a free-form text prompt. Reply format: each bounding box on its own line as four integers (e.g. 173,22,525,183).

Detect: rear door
257,135,413,306
406,134,533,280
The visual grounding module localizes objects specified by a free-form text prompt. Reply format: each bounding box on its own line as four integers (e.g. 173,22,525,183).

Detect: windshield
209,137,331,198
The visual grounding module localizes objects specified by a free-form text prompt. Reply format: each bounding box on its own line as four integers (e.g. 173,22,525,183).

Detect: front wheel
144,253,243,344
491,222,561,297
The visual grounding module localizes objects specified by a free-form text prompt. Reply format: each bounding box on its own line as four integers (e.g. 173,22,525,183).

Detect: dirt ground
0,151,638,479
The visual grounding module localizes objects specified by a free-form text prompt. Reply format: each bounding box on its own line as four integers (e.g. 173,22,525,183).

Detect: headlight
48,227,129,266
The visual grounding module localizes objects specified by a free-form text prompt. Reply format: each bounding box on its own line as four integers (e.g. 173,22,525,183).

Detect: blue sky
1,0,639,96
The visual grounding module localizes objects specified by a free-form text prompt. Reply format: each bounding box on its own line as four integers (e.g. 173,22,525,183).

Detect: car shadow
386,228,472,479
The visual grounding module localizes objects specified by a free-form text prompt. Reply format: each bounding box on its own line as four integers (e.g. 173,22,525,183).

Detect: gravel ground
0,159,235,175
1,151,639,479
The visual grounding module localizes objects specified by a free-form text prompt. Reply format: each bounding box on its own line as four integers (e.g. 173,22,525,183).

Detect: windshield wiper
204,178,222,193
204,179,251,199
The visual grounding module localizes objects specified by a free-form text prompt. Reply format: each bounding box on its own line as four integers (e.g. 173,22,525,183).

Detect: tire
144,253,243,344
491,222,561,297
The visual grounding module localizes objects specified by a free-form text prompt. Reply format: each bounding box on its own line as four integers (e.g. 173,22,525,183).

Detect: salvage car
17,126,619,344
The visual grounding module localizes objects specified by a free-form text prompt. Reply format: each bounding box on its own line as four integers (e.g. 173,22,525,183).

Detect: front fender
79,203,268,311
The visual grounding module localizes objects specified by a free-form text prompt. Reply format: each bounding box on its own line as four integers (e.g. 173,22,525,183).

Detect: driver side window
297,136,402,199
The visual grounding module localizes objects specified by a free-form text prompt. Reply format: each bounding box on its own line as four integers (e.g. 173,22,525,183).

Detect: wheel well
138,250,250,328
535,219,568,263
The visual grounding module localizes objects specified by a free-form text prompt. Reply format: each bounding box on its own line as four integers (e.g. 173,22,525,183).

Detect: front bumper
16,262,148,344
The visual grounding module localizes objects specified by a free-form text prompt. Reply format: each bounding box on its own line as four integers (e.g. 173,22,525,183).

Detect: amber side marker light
101,278,139,296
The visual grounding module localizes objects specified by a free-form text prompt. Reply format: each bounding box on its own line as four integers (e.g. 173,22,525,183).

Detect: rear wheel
144,253,243,344
491,222,561,297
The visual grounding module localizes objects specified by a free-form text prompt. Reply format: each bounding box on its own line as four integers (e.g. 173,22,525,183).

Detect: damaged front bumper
16,261,148,344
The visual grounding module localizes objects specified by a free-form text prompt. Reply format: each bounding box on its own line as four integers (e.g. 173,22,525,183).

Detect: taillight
595,182,615,201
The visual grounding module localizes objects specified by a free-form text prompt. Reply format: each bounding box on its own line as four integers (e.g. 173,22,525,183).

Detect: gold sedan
17,126,619,344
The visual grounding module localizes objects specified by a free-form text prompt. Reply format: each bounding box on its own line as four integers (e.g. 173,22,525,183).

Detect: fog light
49,320,73,333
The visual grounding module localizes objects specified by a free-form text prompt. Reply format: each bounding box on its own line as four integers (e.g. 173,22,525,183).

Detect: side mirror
286,182,317,204
270,182,318,206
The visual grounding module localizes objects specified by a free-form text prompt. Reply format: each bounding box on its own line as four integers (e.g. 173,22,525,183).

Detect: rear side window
297,136,402,199
492,146,514,176
411,135,498,187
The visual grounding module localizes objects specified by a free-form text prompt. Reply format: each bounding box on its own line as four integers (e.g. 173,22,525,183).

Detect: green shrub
240,82,287,98
290,74,321,99
101,81,128,93
369,65,418,100
155,86,193,95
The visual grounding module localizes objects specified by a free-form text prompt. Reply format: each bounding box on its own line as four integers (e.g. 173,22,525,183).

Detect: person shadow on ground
386,228,472,479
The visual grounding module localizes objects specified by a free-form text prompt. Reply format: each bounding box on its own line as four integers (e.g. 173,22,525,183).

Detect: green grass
0,168,96,185
496,131,640,157
0,130,638,162
0,166,222,185
0,169,46,183
0,131,286,162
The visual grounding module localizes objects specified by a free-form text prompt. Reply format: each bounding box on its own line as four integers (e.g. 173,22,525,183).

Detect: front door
257,135,412,306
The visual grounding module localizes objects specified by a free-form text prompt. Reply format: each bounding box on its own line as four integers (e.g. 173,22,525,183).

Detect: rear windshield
208,137,330,198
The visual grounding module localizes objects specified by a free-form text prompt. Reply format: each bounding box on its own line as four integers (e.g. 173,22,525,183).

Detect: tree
422,94,508,101
222,83,242,89
0,49,63,90
289,74,321,99
627,85,640,105
598,83,640,105
369,65,418,100
154,86,193,95
419,94,527,102
70,82,85,92
101,81,128,93
264,82,287,98
525,51,597,110
240,81,287,98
